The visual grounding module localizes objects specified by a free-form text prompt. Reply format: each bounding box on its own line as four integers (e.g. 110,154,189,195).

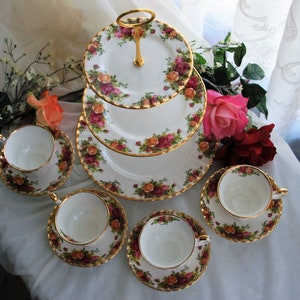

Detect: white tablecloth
1,1,300,299
1,101,300,300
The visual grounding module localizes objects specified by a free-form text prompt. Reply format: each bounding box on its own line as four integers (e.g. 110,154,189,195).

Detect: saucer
76,115,217,201
47,189,128,267
200,168,283,242
127,210,210,291
0,128,74,196
82,68,206,157
84,18,193,109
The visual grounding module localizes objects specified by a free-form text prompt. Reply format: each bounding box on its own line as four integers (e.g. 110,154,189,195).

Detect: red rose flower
216,124,277,166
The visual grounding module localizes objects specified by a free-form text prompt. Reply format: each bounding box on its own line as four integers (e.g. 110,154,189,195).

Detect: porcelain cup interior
217,164,287,219
55,190,109,246
139,214,195,269
2,124,55,174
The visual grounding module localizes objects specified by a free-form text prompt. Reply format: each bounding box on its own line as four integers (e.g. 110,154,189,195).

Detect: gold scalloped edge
0,128,75,196
200,168,283,243
126,209,210,291
47,189,128,267
76,115,218,202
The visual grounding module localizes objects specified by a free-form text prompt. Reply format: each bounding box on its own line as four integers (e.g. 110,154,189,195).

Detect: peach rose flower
27,90,63,128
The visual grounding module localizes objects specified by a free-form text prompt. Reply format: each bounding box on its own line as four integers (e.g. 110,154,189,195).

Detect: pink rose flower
203,90,248,139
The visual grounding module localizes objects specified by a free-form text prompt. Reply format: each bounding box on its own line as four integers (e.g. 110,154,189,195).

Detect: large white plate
76,115,217,201
82,68,206,157
84,18,193,109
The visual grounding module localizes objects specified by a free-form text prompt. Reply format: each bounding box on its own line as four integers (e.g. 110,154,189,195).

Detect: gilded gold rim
200,168,283,243
3,124,55,173
54,189,110,246
47,189,128,267
83,18,193,110
126,209,210,291
138,214,196,270
82,67,207,158
217,164,274,219
76,115,217,202
0,128,74,196
116,9,156,28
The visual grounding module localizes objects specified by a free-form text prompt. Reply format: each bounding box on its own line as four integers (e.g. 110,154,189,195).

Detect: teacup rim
217,164,273,219
3,124,55,173
138,213,195,269
55,189,110,246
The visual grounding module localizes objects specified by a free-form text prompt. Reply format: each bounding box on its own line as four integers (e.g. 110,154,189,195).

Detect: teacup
217,165,288,219
0,124,55,175
139,213,207,269
49,189,109,246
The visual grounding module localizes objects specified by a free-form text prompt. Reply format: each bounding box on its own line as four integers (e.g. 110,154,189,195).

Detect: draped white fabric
1,1,300,300
1,0,299,140
176,0,300,151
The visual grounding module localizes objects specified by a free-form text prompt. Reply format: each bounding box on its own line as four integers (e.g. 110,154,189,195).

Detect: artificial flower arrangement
0,38,82,130
193,33,276,167
0,33,276,167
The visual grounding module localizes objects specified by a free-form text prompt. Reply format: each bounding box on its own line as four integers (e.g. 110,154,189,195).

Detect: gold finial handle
116,9,156,67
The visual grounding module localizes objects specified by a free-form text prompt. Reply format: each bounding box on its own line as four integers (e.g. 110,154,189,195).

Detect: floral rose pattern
48,191,128,267
201,169,282,242
99,180,124,195
0,128,73,195
84,94,108,134
164,50,192,92
133,92,165,108
232,165,260,177
104,137,131,153
86,67,129,103
133,178,176,199
136,129,182,154
85,19,192,108
127,210,210,291
79,137,105,172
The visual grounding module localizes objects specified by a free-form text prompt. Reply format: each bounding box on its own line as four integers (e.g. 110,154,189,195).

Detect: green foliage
193,32,268,118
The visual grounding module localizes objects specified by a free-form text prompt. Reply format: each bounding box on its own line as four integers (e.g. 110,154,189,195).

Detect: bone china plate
84,19,193,109
47,189,128,267
127,209,210,291
82,68,206,157
76,115,217,201
200,168,283,242
0,128,74,196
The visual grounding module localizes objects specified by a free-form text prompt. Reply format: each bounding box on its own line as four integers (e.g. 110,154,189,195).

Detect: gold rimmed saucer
76,115,217,201
126,209,210,291
82,68,207,157
47,189,128,267
84,15,193,109
0,128,74,196
200,168,283,243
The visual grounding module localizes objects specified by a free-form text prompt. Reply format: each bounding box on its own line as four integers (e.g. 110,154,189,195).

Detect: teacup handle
0,134,7,147
272,188,288,200
49,192,62,204
196,234,210,246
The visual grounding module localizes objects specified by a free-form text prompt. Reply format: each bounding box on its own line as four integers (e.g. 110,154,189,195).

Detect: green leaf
256,95,268,119
242,82,268,118
243,63,265,80
223,32,231,44
214,66,231,85
194,52,207,65
213,48,226,66
227,62,239,81
234,43,246,67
